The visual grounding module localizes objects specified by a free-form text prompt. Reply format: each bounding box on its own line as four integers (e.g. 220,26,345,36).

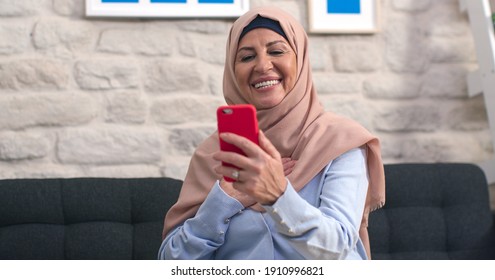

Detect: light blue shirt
158,147,369,260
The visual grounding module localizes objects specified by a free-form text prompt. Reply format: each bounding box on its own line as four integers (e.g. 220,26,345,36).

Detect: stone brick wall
0,0,494,206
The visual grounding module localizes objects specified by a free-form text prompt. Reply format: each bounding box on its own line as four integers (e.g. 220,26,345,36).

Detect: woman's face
234,28,297,110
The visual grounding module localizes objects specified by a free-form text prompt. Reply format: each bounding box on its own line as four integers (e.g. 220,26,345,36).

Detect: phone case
217,104,259,182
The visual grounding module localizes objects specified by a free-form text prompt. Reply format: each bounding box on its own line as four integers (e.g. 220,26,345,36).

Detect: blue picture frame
308,0,379,34
86,0,248,17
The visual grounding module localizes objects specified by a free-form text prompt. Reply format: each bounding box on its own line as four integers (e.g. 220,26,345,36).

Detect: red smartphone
217,104,259,182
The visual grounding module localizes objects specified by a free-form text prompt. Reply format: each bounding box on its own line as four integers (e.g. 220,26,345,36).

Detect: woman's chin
254,100,284,110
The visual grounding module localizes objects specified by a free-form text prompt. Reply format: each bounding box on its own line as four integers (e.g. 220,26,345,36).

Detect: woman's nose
254,54,272,73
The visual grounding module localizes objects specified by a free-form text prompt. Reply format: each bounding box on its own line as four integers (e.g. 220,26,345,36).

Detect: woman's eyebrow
237,46,255,53
266,40,288,47
237,40,288,53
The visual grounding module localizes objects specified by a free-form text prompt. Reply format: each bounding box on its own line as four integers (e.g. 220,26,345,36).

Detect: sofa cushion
0,177,182,260
369,163,495,259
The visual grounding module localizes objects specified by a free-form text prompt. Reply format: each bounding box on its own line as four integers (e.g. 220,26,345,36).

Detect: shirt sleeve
158,180,245,260
262,147,369,259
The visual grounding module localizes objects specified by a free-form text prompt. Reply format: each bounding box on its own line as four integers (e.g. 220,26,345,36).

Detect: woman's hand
219,179,257,208
282,157,296,176
213,130,288,205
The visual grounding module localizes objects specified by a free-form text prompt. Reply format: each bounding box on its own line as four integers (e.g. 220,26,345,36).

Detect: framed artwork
86,0,249,18
308,0,379,34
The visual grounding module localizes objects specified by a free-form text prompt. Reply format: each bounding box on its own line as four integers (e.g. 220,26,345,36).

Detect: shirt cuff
193,180,245,238
262,180,319,237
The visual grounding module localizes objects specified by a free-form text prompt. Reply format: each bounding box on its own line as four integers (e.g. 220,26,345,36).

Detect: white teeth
254,80,280,89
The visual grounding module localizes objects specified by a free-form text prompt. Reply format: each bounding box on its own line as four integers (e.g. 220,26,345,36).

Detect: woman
158,6,385,260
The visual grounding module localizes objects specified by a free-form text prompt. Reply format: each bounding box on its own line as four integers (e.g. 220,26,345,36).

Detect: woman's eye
270,50,284,56
240,55,255,62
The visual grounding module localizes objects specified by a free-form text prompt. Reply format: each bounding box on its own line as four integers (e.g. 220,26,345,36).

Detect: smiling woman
234,24,297,109
158,6,385,260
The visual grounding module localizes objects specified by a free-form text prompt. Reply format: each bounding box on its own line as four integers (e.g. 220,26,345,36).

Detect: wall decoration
308,0,379,34
86,0,249,18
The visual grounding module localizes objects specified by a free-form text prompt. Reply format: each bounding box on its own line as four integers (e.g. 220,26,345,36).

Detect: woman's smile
253,79,281,90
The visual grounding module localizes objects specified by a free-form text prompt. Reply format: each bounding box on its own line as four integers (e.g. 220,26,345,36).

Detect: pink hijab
162,6,385,258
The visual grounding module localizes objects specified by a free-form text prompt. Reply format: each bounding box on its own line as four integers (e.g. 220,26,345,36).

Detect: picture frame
308,0,379,34
85,0,249,18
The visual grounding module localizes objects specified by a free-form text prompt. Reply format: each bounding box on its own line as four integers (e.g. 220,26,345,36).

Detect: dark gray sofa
368,163,495,259
1,163,494,260
0,177,182,260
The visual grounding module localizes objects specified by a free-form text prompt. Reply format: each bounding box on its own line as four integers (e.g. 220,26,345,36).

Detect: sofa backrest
2,163,494,260
368,163,495,260
0,177,182,260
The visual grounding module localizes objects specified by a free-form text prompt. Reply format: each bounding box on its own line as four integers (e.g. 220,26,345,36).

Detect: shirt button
219,231,225,235
288,229,294,234
224,218,230,224
272,208,278,214
280,220,286,225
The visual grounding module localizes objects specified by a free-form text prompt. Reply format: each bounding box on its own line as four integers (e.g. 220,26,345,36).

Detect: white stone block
363,73,421,99
57,127,162,165
33,19,94,58
332,42,381,72
0,0,38,16
74,59,139,90
0,59,69,90
97,26,175,56
0,93,97,130
105,91,148,124
421,64,469,98
168,126,216,156
82,165,162,178
0,132,51,160
385,17,428,73
143,59,204,93
151,96,224,125
0,23,30,54
374,104,440,132
313,73,362,94
392,0,432,12
428,36,475,63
